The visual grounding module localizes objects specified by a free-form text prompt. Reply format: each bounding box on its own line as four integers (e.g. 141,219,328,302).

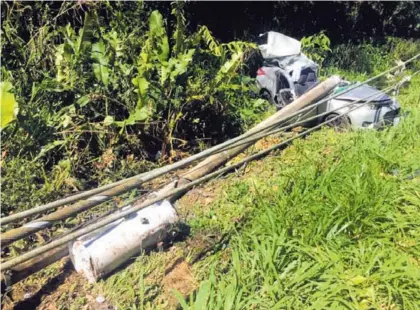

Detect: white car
256,31,401,129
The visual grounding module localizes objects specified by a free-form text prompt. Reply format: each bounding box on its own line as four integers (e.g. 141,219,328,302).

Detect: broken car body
256,31,401,129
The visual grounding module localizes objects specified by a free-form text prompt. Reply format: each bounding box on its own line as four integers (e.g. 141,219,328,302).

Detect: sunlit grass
178,106,420,309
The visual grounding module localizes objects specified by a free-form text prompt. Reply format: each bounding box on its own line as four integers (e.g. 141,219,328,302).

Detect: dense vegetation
1,1,420,309
1,2,268,216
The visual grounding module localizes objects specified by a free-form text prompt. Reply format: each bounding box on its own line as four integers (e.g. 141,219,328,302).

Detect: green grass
176,106,420,307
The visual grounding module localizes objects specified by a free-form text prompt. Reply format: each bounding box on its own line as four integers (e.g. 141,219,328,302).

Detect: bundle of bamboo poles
0,76,341,286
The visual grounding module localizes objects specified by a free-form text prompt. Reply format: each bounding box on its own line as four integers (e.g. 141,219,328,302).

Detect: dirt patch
161,260,197,308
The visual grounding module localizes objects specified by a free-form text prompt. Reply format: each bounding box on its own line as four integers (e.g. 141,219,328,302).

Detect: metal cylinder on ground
68,200,178,283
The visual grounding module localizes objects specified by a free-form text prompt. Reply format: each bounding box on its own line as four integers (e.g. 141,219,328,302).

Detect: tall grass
178,106,420,309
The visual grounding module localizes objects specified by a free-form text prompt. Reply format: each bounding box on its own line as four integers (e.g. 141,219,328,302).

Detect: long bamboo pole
0,76,340,272
0,100,370,275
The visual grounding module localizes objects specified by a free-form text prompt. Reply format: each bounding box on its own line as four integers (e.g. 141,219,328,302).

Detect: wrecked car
256,31,401,129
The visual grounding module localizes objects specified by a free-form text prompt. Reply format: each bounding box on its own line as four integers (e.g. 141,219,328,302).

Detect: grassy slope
83,78,419,310
176,76,420,309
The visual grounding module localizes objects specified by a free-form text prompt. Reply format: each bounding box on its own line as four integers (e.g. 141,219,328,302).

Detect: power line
2,52,418,225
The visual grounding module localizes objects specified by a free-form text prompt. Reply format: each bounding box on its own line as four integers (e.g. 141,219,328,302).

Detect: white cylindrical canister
69,200,178,283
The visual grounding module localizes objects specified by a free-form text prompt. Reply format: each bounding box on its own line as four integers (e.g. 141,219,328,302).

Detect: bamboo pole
1,101,369,283
3,82,389,288
0,176,145,226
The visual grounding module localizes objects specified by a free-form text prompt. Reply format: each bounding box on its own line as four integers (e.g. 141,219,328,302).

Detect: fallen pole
0,76,341,271
0,76,340,247
0,100,370,273
5,52,417,226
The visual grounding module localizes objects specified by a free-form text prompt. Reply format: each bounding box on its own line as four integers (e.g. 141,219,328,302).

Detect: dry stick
0,82,401,287
0,76,341,247
0,97,379,273
3,52,418,226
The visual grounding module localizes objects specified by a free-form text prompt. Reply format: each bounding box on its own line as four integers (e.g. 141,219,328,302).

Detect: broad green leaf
170,49,195,82
125,105,150,125
149,10,164,35
171,2,186,55
92,40,109,86
1,81,18,129
199,26,222,56
75,13,95,55
103,30,123,58
160,49,195,86
136,77,149,98
132,76,150,110
149,10,169,61
55,44,68,83
215,51,243,83
92,63,109,87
